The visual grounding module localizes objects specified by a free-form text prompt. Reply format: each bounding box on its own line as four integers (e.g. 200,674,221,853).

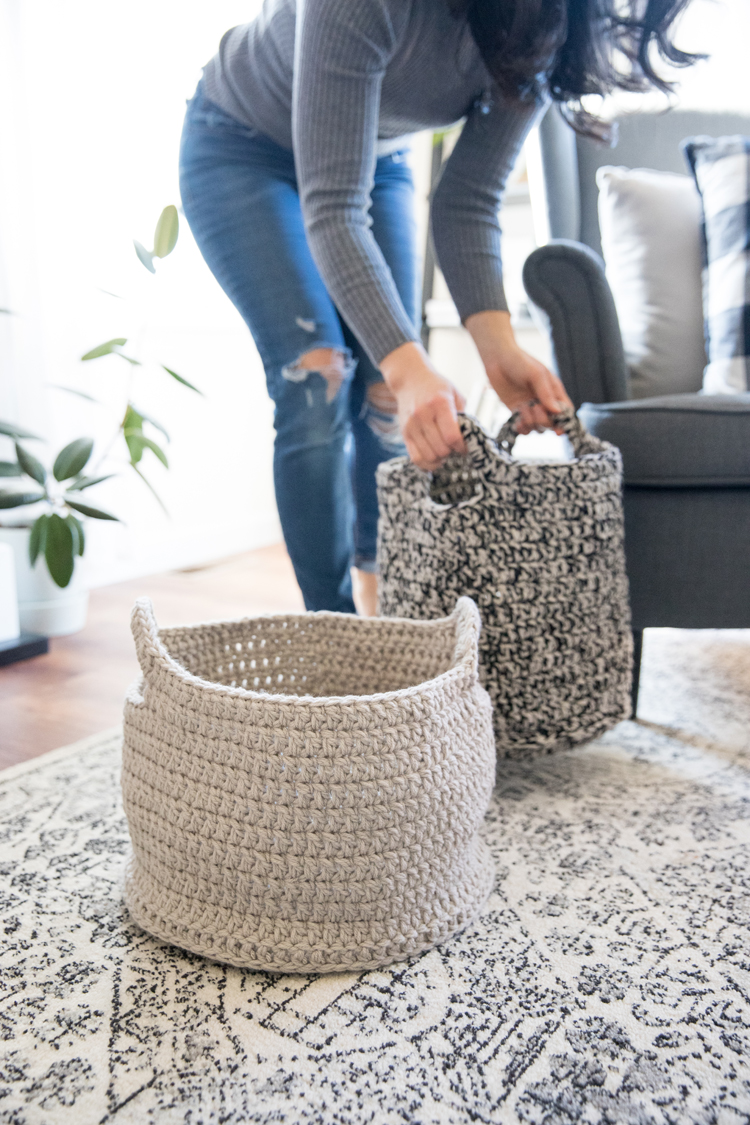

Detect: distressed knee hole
281,347,356,403
363,381,404,450
366,382,398,413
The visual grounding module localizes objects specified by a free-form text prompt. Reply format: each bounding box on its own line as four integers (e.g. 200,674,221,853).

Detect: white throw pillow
596,166,706,400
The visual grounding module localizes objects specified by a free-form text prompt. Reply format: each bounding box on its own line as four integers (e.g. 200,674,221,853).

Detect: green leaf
64,497,120,521
0,307,13,315
65,473,115,491
80,338,127,361
131,464,168,515
129,405,169,442
124,430,143,466
117,353,142,366
153,205,179,259
29,514,49,565
134,240,155,273
15,442,46,486
49,384,101,404
0,419,41,440
53,438,94,482
0,461,21,477
0,489,45,508
124,431,168,469
161,366,203,395
45,513,75,588
65,513,85,557
122,404,144,432
123,405,167,463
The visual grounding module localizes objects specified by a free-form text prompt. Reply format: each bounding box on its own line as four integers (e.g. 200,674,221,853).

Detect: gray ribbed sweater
203,0,543,366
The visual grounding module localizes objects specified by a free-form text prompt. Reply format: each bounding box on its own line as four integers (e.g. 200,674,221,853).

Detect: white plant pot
0,525,89,637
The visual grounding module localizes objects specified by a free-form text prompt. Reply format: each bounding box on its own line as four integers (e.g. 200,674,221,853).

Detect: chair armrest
522,240,629,407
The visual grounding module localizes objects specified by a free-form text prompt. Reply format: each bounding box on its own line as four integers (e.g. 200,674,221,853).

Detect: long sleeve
430,93,546,322
292,0,418,366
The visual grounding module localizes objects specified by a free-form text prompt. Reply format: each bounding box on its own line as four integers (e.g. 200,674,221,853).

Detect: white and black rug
2,628,750,1124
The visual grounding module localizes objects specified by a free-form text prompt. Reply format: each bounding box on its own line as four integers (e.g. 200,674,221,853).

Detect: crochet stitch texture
122,596,496,972
378,411,633,757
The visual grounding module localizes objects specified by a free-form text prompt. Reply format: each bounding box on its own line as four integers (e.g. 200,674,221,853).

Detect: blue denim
178,82,417,613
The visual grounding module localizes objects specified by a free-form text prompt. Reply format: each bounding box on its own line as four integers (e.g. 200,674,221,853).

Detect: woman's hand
465,310,573,435
380,341,466,470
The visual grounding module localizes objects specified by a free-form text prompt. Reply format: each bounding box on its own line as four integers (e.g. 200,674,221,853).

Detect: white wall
605,0,750,116
0,0,279,587
1,0,747,588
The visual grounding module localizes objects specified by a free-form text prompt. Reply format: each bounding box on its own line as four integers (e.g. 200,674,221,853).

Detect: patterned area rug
2,629,750,1124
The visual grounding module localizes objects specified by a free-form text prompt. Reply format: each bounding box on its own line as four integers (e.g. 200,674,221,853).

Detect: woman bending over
180,0,697,614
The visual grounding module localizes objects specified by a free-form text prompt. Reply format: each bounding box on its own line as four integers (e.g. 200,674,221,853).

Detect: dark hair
449,0,703,140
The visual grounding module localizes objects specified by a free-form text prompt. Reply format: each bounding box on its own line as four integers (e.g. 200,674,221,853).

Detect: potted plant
0,206,202,636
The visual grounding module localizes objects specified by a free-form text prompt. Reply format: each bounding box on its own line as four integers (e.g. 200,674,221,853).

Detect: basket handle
456,413,506,473
495,406,594,456
130,597,164,678
451,595,482,676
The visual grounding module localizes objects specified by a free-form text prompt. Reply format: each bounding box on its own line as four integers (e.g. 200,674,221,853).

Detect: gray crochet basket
122,596,496,973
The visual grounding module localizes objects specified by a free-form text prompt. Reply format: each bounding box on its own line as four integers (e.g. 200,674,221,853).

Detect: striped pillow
683,136,750,394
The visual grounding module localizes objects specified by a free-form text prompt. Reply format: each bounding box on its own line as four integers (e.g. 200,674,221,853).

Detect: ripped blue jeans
179,82,416,613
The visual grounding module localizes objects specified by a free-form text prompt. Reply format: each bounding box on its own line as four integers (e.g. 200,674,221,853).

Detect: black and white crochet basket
377,411,633,757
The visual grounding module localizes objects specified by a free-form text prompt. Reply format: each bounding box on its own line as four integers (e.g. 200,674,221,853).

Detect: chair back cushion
596,166,706,398
683,135,750,394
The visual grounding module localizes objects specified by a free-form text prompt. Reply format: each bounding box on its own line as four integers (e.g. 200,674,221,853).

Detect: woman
179,0,696,615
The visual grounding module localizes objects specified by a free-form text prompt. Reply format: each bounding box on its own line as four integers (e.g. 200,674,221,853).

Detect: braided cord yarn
122,596,496,972
377,411,633,757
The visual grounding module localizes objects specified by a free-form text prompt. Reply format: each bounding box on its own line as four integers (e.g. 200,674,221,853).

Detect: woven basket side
123,778,494,924
123,684,485,778
122,693,494,856
124,827,492,927
122,767,492,885
124,836,495,973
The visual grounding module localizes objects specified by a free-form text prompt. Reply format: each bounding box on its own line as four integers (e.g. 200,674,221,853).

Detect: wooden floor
0,543,304,771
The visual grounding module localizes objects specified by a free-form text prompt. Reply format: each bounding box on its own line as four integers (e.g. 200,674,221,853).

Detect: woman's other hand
465,309,573,434
380,341,466,470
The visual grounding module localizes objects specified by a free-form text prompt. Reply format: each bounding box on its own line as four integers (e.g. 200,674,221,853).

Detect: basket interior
158,613,459,698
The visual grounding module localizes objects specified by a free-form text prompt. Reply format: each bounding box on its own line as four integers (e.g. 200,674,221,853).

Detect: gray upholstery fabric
522,242,628,406
539,106,750,256
623,488,750,630
537,104,580,241
531,107,750,637
579,395,750,486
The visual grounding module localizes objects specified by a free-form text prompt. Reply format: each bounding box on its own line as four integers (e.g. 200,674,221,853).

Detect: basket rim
129,596,484,709
376,412,620,490
377,445,621,483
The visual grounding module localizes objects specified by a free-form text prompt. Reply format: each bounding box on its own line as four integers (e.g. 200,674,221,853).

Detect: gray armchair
523,106,750,712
